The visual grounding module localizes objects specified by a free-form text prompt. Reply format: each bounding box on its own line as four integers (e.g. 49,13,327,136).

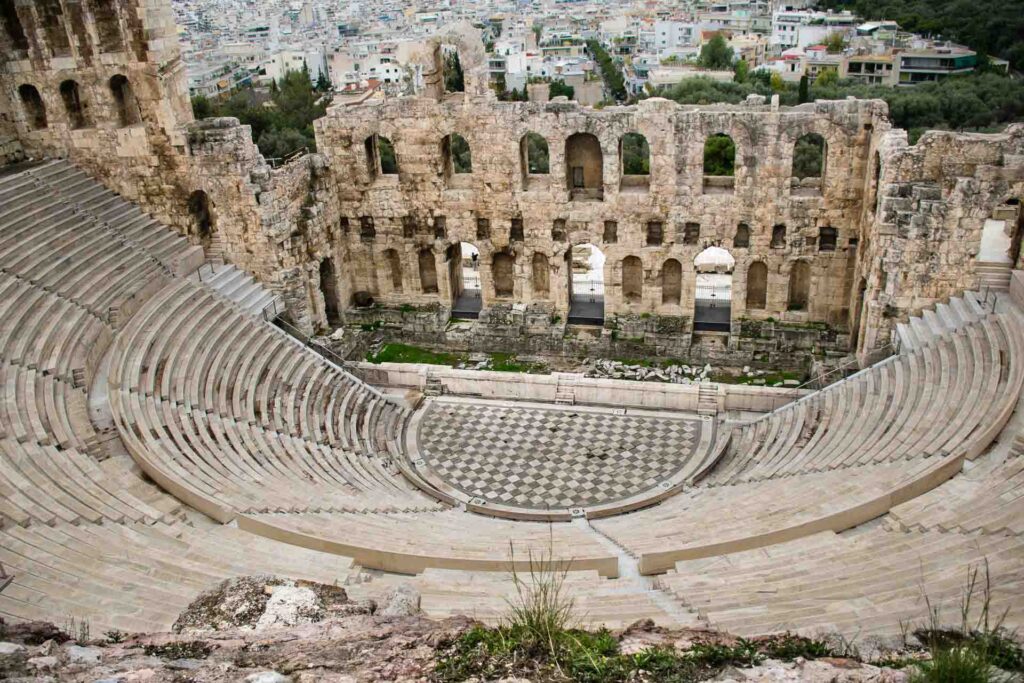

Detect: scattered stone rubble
0,577,924,682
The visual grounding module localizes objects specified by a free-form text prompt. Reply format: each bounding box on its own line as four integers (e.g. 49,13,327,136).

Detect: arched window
384,249,403,291
187,190,213,240
109,74,140,127
565,132,603,199
661,258,681,305
320,258,340,322
442,133,471,175
622,256,643,303
18,84,47,129
746,262,767,310
618,132,651,191
734,223,750,248
378,136,397,174
792,133,826,179
39,0,70,57
703,133,736,176
0,0,29,51
788,261,811,310
532,252,550,296
92,0,124,53
441,46,465,93
521,132,549,174
492,252,515,297
771,224,787,248
419,248,438,294
60,80,88,129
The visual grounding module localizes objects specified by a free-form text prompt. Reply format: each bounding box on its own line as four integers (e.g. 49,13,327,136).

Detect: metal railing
194,260,284,322
0,561,12,595
265,146,310,169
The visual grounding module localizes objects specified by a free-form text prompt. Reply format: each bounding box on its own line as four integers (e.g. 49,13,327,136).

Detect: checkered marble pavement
417,401,700,510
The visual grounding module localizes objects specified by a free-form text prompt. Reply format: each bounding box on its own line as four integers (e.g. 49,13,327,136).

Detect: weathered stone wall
315,92,887,339
856,125,1024,357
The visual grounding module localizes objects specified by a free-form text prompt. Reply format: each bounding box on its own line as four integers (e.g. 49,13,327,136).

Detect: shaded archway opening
620,254,643,306
419,248,439,295
619,132,650,192
93,0,124,53
788,261,811,311
39,0,70,57
384,248,403,292
18,84,47,130
187,190,213,244
110,74,140,127
521,132,549,188
320,257,340,324
565,133,603,201
451,242,481,318
60,80,88,129
661,258,682,305
746,261,768,310
703,133,735,194
492,251,515,298
792,133,826,196
1,0,29,52
568,244,605,325
734,223,750,248
532,252,550,297
693,247,734,333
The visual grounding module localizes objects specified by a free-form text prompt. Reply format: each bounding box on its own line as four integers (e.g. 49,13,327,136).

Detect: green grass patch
365,343,465,366
488,352,548,374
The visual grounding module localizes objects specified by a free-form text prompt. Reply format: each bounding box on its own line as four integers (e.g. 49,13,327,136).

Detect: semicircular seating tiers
592,311,1024,575
0,161,362,633
107,278,618,577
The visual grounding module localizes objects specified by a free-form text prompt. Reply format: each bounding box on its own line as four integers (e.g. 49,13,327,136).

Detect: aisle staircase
895,290,992,353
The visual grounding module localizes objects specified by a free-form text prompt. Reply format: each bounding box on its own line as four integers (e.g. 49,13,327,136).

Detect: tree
703,134,736,176
823,32,848,54
443,50,465,93
792,135,825,178
257,128,309,159
770,72,785,93
733,59,749,83
815,69,839,87
698,32,734,70
315,70,332,92
549,79,575,100
191,94,213,119
621,133,650,174
798,74,810,103
586,39,627,101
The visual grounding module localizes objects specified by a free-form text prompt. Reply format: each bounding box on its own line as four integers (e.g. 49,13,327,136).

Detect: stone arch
187,190,213,242
450,241,481,317
693,247,735,332
565,132,603,200
746,261,768,310
521,132,549,175
0,0,28,51
703,133,736,176
418,248,439,294
568,244,605,324
442,133,471,175
661,258,682,305
792,133,826,179
109,74,140,127
788,261,811,310
38,0,70,57
620,132,650,191
771,224,787,248
320,258,340,323
364,134,398,178
60,80,88,129
734,223,750,249
92,0,124,53
384,248,403,291
532,252,550,296
622,255,643,303
492,251,515,298
18,84,47,130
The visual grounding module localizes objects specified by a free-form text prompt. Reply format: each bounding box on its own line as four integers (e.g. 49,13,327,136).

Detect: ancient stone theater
0,0,1022,638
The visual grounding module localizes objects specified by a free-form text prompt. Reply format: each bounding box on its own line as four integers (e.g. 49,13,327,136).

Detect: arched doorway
320,258,340,324
187,190,213,245
565,133,603,200
567,243,605,325
451,241,481,319
693,247,735,333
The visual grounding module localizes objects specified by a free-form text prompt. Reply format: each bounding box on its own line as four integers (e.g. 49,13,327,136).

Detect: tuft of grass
487,352,547,373
907,560,1022,681
64,615,90,645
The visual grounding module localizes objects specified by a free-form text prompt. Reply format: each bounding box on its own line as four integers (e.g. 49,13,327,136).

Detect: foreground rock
0,577,915,682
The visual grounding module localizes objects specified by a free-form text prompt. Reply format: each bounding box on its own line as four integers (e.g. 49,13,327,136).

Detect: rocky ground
0,576,923,683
